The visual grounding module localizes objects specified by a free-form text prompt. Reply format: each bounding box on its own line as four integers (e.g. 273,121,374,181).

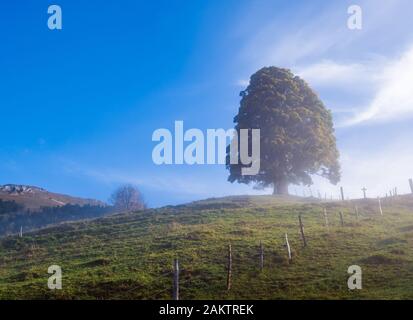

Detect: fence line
164,192,412,299
226,244,232,291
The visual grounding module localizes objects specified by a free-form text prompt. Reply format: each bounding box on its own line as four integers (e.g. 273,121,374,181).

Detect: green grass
1,195,413,299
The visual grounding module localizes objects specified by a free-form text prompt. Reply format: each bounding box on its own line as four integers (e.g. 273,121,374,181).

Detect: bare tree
110,185,146,211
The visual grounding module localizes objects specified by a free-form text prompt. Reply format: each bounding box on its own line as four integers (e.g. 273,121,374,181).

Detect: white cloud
238,0,413,68
344,45,413,126
239,10,346,68
295,60,380,87
290,46,413,128
235,0,413,127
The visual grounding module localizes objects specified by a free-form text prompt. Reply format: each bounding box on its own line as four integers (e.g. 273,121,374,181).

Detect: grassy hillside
1,195,413,300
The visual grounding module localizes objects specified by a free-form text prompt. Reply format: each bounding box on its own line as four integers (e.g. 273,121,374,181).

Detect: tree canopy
110,185,146,211
227,67,341,195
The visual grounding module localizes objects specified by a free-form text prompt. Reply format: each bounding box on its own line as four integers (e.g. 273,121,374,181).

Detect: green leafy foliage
227,67,341,194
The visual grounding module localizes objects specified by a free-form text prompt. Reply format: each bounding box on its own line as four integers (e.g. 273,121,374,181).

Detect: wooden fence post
339,211,344,227
362,187,367,199
340,187,345,201
285,233,292,262
227,244,232,291
298,215,307,247
355,206,359,220
323,208,329,231
378,197,383,216
173,258,179,300
409,179,413,194
259,241,264,271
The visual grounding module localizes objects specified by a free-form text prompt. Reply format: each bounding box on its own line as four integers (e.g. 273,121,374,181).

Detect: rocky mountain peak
0,184,45,195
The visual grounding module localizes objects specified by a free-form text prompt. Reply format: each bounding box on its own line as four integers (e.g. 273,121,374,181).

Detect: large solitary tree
227,67,340,195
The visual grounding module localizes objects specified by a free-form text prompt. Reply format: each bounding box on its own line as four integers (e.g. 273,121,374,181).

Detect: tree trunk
273,180,289,195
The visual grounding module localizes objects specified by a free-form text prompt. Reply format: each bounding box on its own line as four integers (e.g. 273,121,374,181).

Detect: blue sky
1,0,413,207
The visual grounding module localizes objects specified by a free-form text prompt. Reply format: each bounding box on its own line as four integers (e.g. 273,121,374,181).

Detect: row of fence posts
313,178,413,202
171,179,413,299
171,209,353,299
300,178,413,201
173,197,392,299
14,179,408,299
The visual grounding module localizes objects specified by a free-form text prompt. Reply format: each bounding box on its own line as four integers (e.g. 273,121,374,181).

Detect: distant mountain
0,184,106,210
